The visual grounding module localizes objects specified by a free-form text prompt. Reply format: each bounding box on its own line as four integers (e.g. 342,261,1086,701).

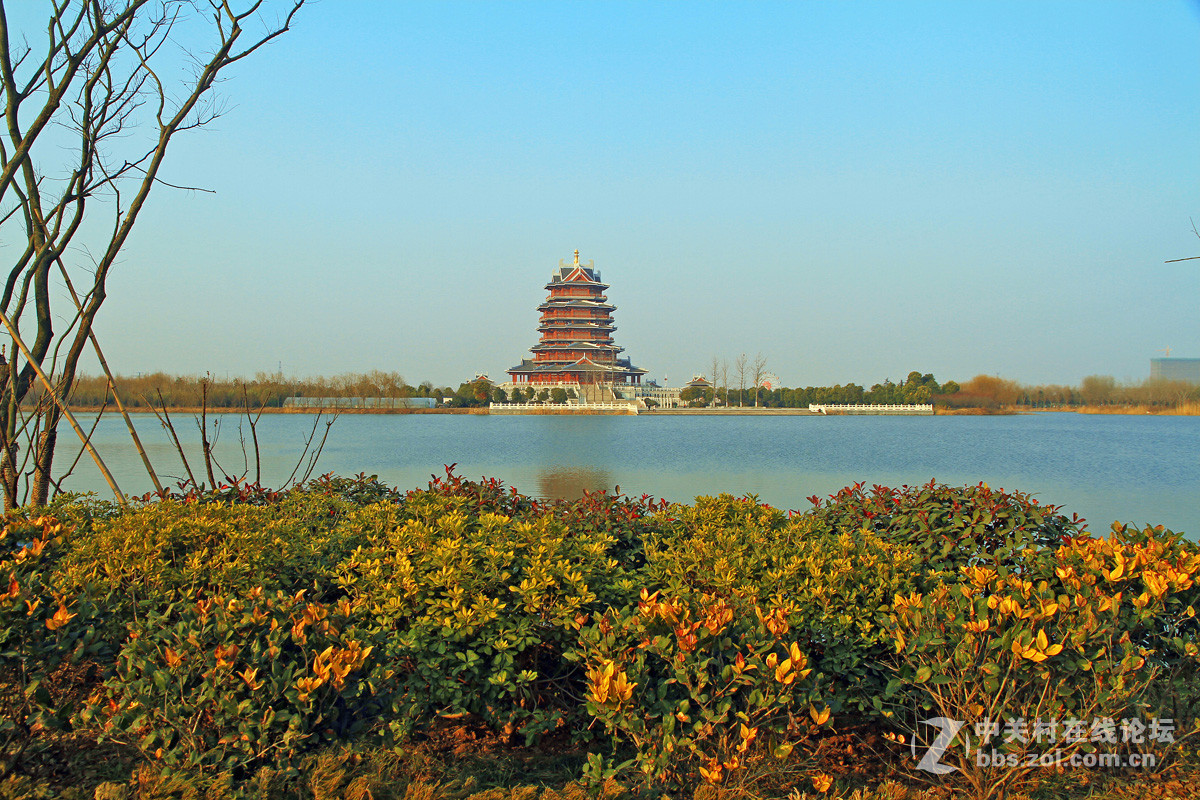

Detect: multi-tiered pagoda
507,251,646,387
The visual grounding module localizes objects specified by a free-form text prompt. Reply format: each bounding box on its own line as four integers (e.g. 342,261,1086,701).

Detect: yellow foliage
1011,629,1064,663
45,600,76,631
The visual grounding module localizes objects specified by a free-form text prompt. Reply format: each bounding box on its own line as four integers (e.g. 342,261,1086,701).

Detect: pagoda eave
536,343,616,348
545,281,609,291
537,301,615,310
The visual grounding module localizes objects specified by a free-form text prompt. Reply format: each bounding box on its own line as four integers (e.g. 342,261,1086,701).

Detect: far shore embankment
71,406,821,416
646,407,820,415
66,406,488,415
60,404,1200,416
1010,405,1199,416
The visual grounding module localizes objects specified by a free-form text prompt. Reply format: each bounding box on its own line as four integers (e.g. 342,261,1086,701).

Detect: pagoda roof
547,291,609,301
537,328,614,336
538,335,615,342
532,342,623,353
542,251,611,289
538,321,615,329
546,273,607,290
508,356,646,376
568,358,631,373
551,357,645,374
538,299,615,311
539,331,614,337
536,339,616,346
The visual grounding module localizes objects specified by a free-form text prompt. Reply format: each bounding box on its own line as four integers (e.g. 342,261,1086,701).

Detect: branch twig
0,305,124,504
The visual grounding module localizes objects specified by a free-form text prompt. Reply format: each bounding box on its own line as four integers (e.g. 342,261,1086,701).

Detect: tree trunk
1,443,17,512
30,422,57,507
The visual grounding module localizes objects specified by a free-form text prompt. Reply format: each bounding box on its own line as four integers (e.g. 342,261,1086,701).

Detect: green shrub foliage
334,496,637,742
807,480,1086,576
643,495,929,714
0,516,108,777
886,523,1200,797
576,587,828,787
0,472,1194,797
90,589,379,774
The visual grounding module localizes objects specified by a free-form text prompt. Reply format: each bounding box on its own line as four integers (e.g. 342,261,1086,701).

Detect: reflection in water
535,466,615,501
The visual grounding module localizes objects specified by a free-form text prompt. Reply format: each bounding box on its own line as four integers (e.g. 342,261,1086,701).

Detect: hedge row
1,471,1197,798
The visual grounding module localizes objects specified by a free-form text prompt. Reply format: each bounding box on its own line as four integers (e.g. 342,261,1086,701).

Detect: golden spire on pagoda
573,249,580,266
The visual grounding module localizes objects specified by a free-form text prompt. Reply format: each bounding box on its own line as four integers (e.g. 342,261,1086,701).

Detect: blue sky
62,1,1200,387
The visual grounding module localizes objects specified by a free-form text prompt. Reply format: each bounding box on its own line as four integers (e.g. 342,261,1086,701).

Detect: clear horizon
22,1,1197,389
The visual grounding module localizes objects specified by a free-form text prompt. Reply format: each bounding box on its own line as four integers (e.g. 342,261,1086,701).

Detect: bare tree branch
0,303,123,503
0,0,305,507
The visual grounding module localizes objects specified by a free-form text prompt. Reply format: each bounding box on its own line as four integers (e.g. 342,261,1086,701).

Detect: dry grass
8,724,1200,800
1074,402,1200,416
933,407,1014,416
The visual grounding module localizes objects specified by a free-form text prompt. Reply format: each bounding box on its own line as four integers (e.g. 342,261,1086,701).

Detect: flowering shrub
53,493,365,612
0,516,106,777
1058,523,1200,723
423,465,668,564
549,487,669,567
807,480,1085,577
577,588,829,788
334,499,635,743
644,495,929,714
0,474,1194,797
887,524,1200,799
89,587,382,774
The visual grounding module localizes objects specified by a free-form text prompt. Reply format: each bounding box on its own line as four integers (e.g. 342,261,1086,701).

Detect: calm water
54,412,1199,536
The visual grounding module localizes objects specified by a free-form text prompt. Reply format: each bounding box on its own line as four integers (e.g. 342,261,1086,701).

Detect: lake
54,411,1199,536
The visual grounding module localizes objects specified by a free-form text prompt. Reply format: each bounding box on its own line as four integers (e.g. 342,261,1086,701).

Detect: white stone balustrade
808,403,934,415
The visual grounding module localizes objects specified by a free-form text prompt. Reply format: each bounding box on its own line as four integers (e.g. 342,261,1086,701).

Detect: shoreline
58,404,1200,417
1015,405,1200,416
646,407,821,415
65,406,488,415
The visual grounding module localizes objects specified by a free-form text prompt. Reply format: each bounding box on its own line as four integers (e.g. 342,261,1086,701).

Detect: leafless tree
750,352,767,408
0,0,304,509
708,355,721,407
720,359,729,407
734,352,748,408
1164,218,1199,263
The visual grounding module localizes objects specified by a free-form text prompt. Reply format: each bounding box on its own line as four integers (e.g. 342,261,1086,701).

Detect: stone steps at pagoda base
579,384,617,404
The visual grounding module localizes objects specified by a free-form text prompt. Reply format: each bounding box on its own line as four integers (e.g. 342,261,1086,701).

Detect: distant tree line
684,370,957,409
61,372,497,410
925,374,1196,411
59,373,589,411
488,386,577,404
690,369,1198,411
56,369,1198,412
1017,375,1198,409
